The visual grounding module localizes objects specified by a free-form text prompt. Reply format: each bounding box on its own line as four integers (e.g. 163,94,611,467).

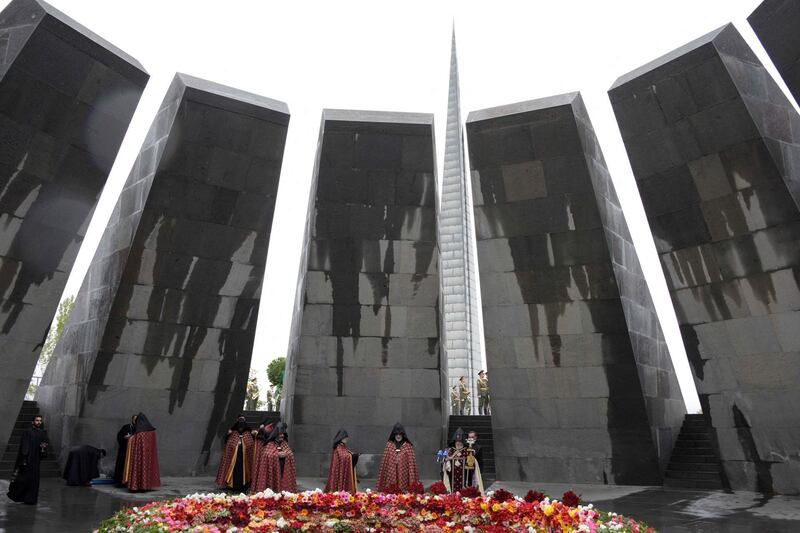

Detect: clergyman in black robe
114,415,137,486
7,415,49,504
63,446,106,486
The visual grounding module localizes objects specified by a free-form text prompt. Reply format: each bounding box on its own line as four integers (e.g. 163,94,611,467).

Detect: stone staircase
664,414,724,489
0,400,61,479
241,410,281,431
448,415,495,485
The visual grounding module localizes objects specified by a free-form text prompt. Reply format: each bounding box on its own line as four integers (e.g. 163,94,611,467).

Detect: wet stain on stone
732,403,775,497
680,325,705,380
336,337,344,396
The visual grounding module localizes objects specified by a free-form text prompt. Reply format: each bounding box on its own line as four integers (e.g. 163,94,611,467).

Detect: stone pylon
440,27,483,412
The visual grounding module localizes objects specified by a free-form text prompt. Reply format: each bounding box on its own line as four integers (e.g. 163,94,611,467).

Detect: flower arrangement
96,488,655,532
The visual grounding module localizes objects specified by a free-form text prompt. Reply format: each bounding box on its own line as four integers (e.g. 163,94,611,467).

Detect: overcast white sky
17,0,798,413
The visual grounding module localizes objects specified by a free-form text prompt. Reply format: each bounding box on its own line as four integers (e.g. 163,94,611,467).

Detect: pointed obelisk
440,26,483,412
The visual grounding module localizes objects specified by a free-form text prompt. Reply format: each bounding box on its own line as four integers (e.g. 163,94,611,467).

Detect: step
670,454,719,464
679,433,711,440
667,462,719,472
665,469,721,480
673,441,714,450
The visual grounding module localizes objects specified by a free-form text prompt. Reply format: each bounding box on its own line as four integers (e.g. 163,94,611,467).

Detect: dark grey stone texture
610,24,800,494
0,0,147,455
749,0,800,106
283,109,444,480
36,73,288,476
466,93,684,485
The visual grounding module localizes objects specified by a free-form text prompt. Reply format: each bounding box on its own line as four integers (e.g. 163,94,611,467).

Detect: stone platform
2,477,799,532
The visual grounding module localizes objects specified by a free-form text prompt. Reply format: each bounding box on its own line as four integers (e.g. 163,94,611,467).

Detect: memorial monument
0,0,147,455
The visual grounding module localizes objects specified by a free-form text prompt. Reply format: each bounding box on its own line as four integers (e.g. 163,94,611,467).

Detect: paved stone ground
1,477,799,532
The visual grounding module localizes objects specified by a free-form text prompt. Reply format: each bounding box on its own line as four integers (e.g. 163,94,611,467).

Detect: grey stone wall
749,0,800,106
283,110,444,480
610,24,800,494
466,93,678,485
0,0,147,454
37,74,288,476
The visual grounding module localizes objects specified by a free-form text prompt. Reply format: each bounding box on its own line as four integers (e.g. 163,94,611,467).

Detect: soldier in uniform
274,388,282,411
450,385,459,415
458,376,470,415
245,378,260,411
265,387,274,411
477,370,490,415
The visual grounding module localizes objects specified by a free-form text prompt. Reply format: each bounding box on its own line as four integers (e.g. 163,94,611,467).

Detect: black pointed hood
332,428,349,449
449,427,464,446
267,422,288,443
231,415,250,433
133,413,155,433
388,422,411,445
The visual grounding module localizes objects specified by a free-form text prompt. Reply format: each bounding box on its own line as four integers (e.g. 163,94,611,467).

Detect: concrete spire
440,25,483,412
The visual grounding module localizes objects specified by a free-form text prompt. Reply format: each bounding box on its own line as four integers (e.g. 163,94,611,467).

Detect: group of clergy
214,417,483,496
7,412,482,505
215,415,297,493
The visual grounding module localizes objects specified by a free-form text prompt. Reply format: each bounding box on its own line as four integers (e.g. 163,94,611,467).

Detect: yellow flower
543,504,554,516
491,503,502,512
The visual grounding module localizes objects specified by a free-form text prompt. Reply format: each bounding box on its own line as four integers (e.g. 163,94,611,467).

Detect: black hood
133,413,155,433
332,428,349,449
267,422,288,443
449,427,464,446
231,416,250,433
388,422,411,445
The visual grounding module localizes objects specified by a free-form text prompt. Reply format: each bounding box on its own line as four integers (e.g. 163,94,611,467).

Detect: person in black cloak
7,414,49,504
63,446,106,486
114,414,137,486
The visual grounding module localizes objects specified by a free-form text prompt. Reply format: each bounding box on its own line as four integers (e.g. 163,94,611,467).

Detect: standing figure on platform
376,423,419,492
450,385,459,414
114,414,137,486
7,415,49,504
215,415,254,492
274,388,282,411
252,422,296,493
458,376,471,415
122,412,160,492
325,428,358,493
477,371,490,415
245,378,260,411
442,427,483,495
265,387,274,411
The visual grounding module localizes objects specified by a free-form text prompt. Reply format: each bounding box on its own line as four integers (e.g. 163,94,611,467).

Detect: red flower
458,486,481,498
491,488,514,502
428,481,447,495
409,481,425,494
562,490,581,507
524,490,546,503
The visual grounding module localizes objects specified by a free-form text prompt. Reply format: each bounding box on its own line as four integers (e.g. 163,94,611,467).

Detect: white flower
325,519,338,527
276,517,288,528
579,525,590,532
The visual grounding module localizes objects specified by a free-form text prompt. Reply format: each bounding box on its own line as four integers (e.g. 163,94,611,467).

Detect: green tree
267,357,286,389
39,295,75,366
